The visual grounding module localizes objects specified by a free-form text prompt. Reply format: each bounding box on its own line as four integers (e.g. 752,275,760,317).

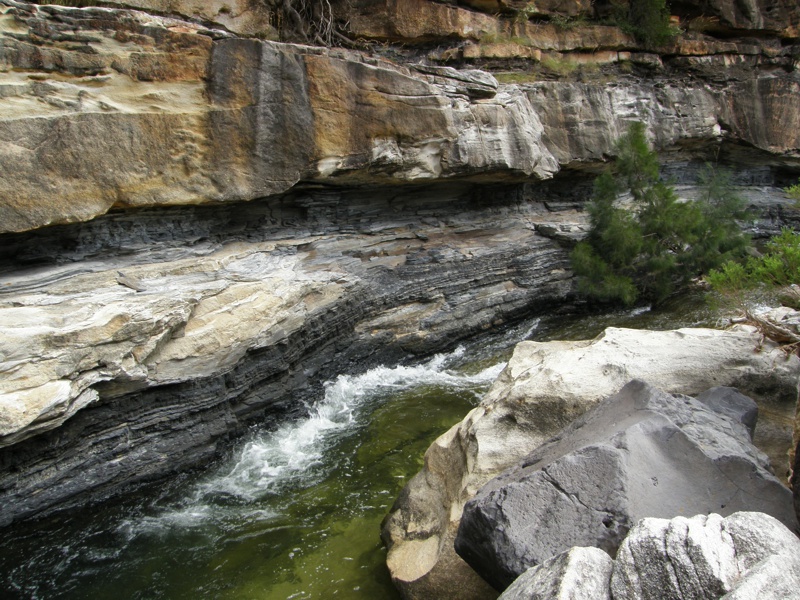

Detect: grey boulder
611,512,800,600
455,380,798,590
499,512,800,600
498,546,613,600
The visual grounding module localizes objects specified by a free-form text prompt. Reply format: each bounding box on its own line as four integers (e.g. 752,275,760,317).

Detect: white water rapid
117,347,506,538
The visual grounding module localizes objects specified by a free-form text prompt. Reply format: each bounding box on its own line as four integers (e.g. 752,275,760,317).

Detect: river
1,297,718,599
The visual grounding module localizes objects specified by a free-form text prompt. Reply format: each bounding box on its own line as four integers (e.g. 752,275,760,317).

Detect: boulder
499,512,800,600
497,547,613,600
611,512,800,600
454,380,799,590
381,326,800,599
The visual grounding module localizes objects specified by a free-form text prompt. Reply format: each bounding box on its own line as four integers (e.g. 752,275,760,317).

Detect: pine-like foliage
628,0,675,47
571,122,749,306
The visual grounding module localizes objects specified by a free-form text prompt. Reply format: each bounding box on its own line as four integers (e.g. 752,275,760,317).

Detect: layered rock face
0,0,799,531
0,0,558,233
2,0,799,234
0,184,576,526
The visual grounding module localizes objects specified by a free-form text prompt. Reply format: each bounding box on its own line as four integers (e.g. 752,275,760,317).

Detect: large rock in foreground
498,547,613,600
455,380,798,590
499,512,800,600
381,326,800,600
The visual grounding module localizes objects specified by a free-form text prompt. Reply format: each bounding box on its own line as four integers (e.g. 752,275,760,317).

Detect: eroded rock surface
1,0,799,541
498,512,800,600
2,1,798,234
381,327,800,599
454,380,798,589
0,0,561,233
497,547,613,600
0,184,575,526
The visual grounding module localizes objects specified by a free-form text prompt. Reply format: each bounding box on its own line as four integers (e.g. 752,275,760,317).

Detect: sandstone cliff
0,0,798,528
2,0,799,234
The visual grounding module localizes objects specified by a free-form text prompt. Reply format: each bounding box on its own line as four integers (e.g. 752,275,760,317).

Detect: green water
2,354,503,600
1,297,718,600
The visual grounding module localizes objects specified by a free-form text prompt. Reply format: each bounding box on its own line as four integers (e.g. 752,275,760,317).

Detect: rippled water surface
1,296,716,599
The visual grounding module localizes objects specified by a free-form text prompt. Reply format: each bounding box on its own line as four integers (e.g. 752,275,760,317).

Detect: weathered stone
412,64,499,99
0,1,561,233
479,327,799,477
0,183,575,526
345,0,499,41
463,41,543,61
718,77,800,156
454,381,798,590
497,512,800,599
690,0,800,34
383,326,800,599
695,387,759,439
514,22,634,52
2,1,799,236
528,76,800,167
720,553,800,599
498,547,612,600
100,0,276,38
611,512,800,600
460,0,592,18
0,0,798,553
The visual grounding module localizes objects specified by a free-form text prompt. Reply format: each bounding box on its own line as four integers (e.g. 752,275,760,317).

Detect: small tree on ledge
571,122,750,307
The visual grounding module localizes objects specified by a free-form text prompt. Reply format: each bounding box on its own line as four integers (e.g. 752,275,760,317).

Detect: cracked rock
611,512,800,600
454,380,798,591
499,512,800,600
498,546,613,600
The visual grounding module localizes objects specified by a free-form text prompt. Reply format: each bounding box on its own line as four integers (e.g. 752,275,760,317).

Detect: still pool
1,298,719,599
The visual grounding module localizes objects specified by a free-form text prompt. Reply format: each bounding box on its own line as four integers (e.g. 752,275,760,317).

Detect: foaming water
118,346,505,538
201,346,503,499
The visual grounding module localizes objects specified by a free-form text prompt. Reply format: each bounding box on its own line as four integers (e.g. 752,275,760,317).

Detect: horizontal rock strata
1,0,799,534
0,0,559,233
0,183,574,526
2,1,799,235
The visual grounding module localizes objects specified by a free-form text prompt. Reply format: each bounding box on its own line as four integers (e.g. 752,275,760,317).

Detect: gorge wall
0,0,799,526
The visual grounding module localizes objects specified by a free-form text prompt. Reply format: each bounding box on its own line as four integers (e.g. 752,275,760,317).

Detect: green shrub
571,122,750,306
549,14,587,30
629,0,676,46
785,178,800,204
515,2,539,23
608,0,678,47
708,228,800,297
541,56,577,76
